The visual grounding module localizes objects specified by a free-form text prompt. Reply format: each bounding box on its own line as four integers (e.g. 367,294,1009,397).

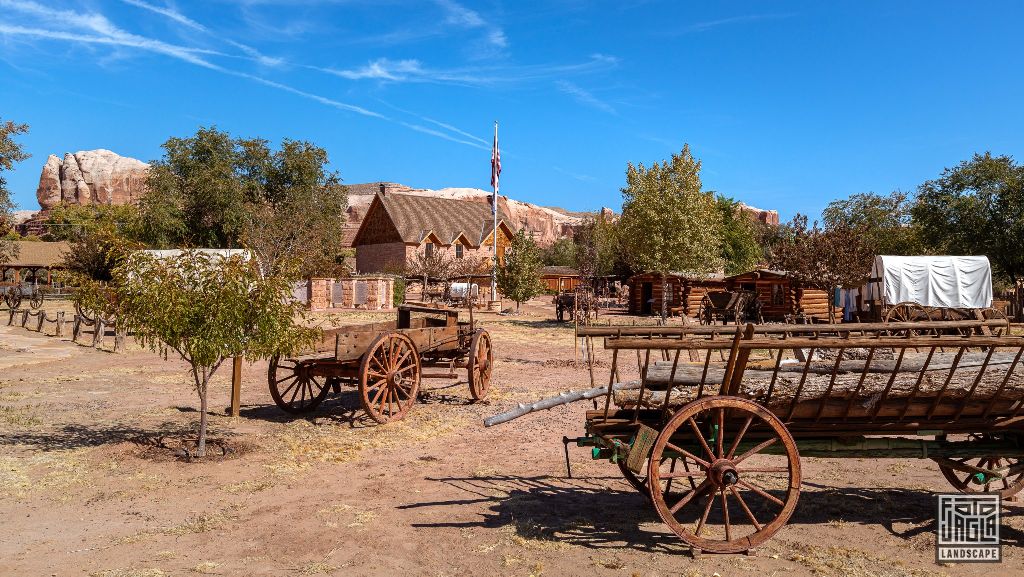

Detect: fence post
36,312,45,332
230,356,242,418
92,318,104,348
7,308,14,325
21,310,29,327
56,311,65,337
72,316,81,342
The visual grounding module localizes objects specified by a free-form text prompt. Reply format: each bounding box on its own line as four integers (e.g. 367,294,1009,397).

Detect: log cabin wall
627,273,683,315
680,281,727,318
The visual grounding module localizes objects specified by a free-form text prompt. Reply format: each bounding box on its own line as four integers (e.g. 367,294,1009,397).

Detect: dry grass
89,570,166,577
299,561,338,575
0,404,43,426
191,562,220,574
0,449,89,500
263,409,468,474
162,508,238,536
788,543,948,577
221,479,274,494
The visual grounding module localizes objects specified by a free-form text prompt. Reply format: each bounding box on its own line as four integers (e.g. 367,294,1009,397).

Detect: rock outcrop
36,150,149,209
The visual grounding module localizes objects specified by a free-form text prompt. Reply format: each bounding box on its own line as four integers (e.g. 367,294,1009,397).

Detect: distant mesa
36,149,149,210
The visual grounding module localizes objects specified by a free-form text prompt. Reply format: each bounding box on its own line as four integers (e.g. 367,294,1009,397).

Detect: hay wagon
268,303,493,423
697,290,760,325
487,319,1024,554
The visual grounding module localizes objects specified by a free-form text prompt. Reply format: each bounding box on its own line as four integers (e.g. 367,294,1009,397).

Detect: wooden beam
230,356,242,418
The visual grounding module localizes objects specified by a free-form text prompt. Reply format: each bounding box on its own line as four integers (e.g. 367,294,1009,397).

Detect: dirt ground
2,298,1023,577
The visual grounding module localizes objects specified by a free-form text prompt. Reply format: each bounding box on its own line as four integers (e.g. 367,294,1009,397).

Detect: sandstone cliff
36,150,149,209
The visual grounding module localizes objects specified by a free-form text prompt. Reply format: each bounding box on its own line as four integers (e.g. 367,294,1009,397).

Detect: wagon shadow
400,475,1024,551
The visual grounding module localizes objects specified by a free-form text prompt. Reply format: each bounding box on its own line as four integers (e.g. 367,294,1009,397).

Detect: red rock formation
36,150,149,209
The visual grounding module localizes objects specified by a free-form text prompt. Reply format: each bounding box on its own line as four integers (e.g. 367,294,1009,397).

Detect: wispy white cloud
378,100,489,146
0,1,491,149
119,0,207,32
435,0,484,28
117,0,284,66
680,13,794,34
556,80,615,114
320,53,619,87
553,166,598,183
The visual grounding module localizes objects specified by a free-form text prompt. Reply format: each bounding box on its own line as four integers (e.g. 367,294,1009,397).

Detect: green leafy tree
769,215,875,321
112,250,318,457
574,213,620,280
716,196,764,275
541,238,578,267
823,191,925,256
497,229,544,312
0,118,30,265
42,203,143,242
619,145,723,322
912,152,1024,283
141,128,347,279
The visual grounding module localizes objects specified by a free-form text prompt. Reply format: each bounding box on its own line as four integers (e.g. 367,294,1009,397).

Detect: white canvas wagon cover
865,255,993,309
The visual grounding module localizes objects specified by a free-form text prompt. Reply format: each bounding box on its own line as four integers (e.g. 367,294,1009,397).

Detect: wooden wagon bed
487,319,1024,555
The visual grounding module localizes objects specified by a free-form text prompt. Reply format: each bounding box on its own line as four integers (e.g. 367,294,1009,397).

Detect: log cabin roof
540,266,579,277
352,192,514,247
3,241,70,268
725,269,788,281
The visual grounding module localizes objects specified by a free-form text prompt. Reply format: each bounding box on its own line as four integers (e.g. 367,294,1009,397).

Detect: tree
41,203,143,242
141,127,347,279
618,145,723,322
823,191,925,256
716,195,764,275
0,118,29,265
541,238,577,267
912,152,1024,283
112,250,317,457
496,229,544,312
769,215,875,322
574,213,620,280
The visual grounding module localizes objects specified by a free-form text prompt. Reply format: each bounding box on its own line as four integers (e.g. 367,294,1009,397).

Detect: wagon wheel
935,434,1024,500
936,307,976,336
698,296,713,326
359,332,421,424
467,329,493,401
6,287,22,309
647,396,801,554
980,307,1010,336
267,356,331,414
884,302,933,336
29,291,43,310
556,302,565,322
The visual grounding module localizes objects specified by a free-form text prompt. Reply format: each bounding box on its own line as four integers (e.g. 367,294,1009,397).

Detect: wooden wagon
486,319,1024,554
697,290,760,325
268,303,493,423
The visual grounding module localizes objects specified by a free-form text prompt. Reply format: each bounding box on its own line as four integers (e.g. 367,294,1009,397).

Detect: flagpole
491,121,498,307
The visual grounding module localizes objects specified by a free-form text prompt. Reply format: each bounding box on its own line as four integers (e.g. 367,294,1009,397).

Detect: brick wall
356,242,411,274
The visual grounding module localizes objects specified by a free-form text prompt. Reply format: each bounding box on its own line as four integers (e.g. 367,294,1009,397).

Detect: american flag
490,122,501,213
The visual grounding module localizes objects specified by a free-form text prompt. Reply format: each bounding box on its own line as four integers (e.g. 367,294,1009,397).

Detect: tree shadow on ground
0,421,219,452
400,474,1024,552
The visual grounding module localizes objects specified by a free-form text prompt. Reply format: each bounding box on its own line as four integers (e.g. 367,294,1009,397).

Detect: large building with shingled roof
352,190,516,274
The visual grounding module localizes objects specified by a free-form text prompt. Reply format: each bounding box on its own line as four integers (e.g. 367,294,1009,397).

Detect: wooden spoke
715,408,725,459
734,437,777,464
730,485,762,530
736,479,785,506
737,467,790,474
687,417,716,460
669,479,713,515
721,489,731,542
694,491,715,536
726,415,754,460
665,441,710,469
935,434,1024,500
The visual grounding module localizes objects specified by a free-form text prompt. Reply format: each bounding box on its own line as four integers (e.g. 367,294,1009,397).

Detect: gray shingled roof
376,193,512,247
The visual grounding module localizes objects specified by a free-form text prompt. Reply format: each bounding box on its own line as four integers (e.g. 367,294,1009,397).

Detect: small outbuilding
540,266,580,293
0,241,69,286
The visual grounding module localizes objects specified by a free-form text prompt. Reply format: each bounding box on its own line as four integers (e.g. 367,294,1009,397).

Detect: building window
455,244,464,259
425,242,434,257
771,283,784,306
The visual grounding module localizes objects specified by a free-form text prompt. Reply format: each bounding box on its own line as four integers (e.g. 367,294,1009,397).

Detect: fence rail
3,305,126,352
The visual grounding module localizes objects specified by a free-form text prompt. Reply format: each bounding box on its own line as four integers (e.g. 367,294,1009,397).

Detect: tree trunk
660,273,669,325
197,369,209,458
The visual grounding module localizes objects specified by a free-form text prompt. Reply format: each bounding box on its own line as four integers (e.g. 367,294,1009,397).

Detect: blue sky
1,1,1022,219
